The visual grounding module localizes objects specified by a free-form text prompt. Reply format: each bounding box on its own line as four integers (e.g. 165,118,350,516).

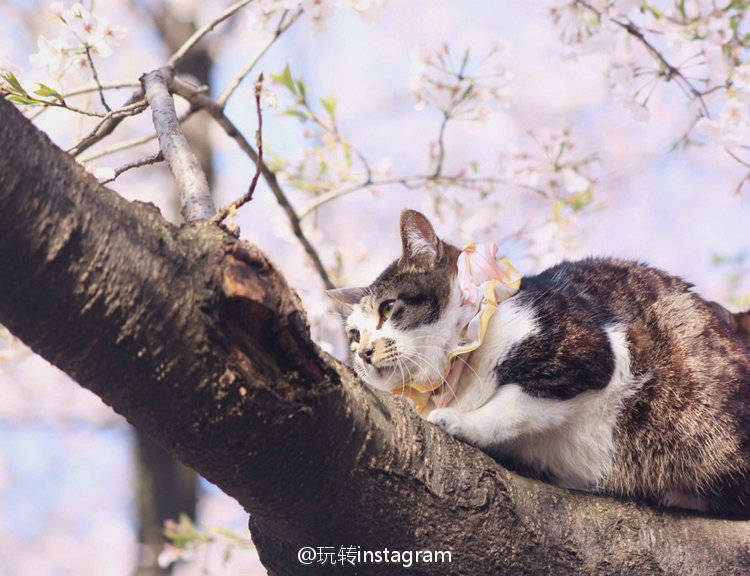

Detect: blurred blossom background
0,0,748,574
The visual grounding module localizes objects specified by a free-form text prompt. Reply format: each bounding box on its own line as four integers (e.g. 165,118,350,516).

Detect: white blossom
28,1,126,80
29,35,68,73
346,0,386,22
65,3,97,38
548,0,601,45
649,18,691,49
262,86,280,109
622,98,650,122
607,63,634,99
562,169,590,194
702,13,733,46
374,156,393,176
732,62,750,94
92,166,116,181
0,49,19,77
703,42,729,88
50,1,66,20
609,0,642,16
696,98,750,149
683,0,715,20
157,544,188,569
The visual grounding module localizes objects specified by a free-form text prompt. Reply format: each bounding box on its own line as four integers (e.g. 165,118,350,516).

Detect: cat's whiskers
413,343,487,396
401,348,466,412
451,354,486,401
394,356,408,396
405,342,488,409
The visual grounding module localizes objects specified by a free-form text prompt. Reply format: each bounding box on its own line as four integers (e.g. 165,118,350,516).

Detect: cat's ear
399,209,443,270
325,287,367,306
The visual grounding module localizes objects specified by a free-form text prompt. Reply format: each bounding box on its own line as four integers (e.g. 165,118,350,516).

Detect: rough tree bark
0,98,748,576
133,13,217,570
135,9,222,576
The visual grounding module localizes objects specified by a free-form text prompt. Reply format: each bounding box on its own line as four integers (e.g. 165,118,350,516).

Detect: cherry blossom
701,12,733,46
0,49,20,78
696,97,750,149
733,62,750,94
92,166,116,181
28,1,126,81
408,39,512,119
29,35,69,74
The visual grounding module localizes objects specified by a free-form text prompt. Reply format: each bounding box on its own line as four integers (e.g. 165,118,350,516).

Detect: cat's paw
427,407,468,440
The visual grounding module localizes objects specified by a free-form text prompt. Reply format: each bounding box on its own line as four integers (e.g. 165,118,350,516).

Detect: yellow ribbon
391,243,521,413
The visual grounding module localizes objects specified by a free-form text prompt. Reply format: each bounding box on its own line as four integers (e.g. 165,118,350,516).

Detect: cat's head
328,210,463,392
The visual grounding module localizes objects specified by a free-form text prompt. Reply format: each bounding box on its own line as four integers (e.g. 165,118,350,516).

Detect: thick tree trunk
0,99,748,575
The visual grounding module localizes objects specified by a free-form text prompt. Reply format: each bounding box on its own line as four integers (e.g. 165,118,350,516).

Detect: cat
328,209,750,515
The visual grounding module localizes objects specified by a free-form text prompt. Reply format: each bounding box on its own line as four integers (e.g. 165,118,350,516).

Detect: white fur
428,318,643,490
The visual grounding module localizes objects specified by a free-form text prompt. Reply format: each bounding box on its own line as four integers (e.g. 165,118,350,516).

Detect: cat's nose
358,346,374,364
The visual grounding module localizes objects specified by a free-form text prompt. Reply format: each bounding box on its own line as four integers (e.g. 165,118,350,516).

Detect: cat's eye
379,299,396,321
349,329,360,342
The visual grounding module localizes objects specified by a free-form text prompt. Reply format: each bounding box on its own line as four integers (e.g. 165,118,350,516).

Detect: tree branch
172,77,336,289
574,1,710,116
141,67,215,222
67,90,146,157
60,81,141,98
213,76,264,223
101,151,164,184
78,109,197,163
168,0,257,68
0,98,748,576
432,110,449,177
84,45,112,112
216,8,302,109
295,174,545,220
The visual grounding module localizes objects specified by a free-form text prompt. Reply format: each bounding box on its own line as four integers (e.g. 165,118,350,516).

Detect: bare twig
614,18,710,116
61,81,141,98
726,148,750,170
668,112,702,153
432,111,449,177
68,90,146,157
6,92,111,118
84,45,111,112
574,1,710,116
297,174,545,220
100,151,164,184
573,0,604,17
171,77,335,289
141,67,215,222
216,8,302,108
213,75,264,223
27,82,140,121
78,109,197,162
734,173,750,195
168,0,257,68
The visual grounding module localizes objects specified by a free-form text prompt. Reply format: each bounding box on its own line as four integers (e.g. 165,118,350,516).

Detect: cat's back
516,257,750,514
519,256,697,322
